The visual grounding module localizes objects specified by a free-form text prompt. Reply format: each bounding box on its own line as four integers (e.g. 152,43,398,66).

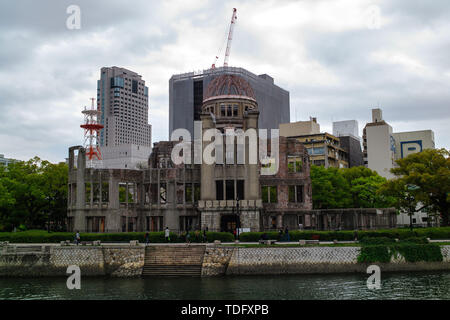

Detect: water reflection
0,272,449,300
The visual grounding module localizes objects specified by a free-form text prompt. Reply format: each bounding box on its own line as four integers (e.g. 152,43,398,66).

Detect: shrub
359,237,395,245
415,227,450,240
357,245,391,263
357,229,418,240
239,232,278,242
1,227,449,244
239,230,356,242
357,227,450,240
206,231,234,242
401,237,429,244
239,228,450,243
0,230,234,243
391,243,443,262
357,241,443,263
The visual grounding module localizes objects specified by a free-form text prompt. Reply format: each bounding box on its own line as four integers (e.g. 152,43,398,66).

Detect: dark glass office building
169,66,290,137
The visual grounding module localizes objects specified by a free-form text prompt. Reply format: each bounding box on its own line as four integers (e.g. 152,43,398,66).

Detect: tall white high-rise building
96,66,152,168
363,109,395,179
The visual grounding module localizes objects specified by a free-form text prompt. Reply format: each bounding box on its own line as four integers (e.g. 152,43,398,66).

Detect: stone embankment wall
201,246,235,276
226,247,364,274
0,244,449,277
0,245,144,277
225,246,450,275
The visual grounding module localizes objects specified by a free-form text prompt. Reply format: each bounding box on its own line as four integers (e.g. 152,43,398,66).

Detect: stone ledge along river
0,271,449,300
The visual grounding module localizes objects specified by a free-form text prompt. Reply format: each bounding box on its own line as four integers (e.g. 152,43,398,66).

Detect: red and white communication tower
80,98,103,166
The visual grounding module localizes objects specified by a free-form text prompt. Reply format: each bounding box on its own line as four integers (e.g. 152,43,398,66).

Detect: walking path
5,239,450,247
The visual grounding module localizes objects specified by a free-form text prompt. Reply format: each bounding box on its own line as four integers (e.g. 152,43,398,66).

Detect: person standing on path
285,226,290,242
74,231,80,245
165,227,170,242
186,232,191,245
278,229,283,241
144,232,150,245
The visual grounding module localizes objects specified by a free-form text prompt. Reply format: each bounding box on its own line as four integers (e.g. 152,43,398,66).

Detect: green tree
341,166,377,182
40,161,69,231
379,179,423,230
311,165,395,209
341,167,395,208
350,175,395,208
381,148,450,226
310,166,351,209
0,157,68,231
0,158,47,230
0,178,15,230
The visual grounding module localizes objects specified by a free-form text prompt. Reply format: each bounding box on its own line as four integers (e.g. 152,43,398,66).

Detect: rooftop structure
0,154,17,167
332,120,359,139
280,118,320,137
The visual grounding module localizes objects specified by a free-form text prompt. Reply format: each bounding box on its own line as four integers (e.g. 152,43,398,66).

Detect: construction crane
211,8,237,69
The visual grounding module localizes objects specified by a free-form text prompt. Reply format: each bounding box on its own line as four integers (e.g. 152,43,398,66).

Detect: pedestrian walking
144,232,150,245
165,227,170,242
285,226,290,242
186,232,191,245
202,229,207,243
278,229,283,241
195,229,200,242
74,230,80,245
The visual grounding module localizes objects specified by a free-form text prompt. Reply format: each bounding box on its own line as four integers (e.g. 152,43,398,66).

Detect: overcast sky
1,0,449,163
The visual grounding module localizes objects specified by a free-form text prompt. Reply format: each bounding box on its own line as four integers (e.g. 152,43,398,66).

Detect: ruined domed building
67,74,396,233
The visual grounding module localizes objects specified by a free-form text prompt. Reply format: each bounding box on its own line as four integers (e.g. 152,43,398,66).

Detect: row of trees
310,148,450,226
0,157,68,231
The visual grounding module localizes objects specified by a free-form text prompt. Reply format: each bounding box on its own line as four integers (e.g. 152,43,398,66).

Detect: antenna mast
80,98,103,167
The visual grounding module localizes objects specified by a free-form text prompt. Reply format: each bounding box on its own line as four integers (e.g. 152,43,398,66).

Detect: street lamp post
236,197,240,241
406,184,420,232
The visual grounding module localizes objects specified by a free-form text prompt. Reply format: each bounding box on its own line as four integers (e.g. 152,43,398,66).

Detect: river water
0,271,449,300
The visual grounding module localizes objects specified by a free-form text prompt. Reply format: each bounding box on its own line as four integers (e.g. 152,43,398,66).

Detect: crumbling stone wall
103,247,145,277
201,246,235,276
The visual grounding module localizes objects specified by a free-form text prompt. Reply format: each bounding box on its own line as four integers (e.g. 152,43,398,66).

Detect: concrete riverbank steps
142,245,206,277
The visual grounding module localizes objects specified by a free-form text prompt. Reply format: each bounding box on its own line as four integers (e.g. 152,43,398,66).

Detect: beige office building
280,118,349,168
392,130,435,160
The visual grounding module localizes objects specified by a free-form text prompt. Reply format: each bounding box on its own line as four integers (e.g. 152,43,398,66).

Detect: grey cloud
0,0,449,163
